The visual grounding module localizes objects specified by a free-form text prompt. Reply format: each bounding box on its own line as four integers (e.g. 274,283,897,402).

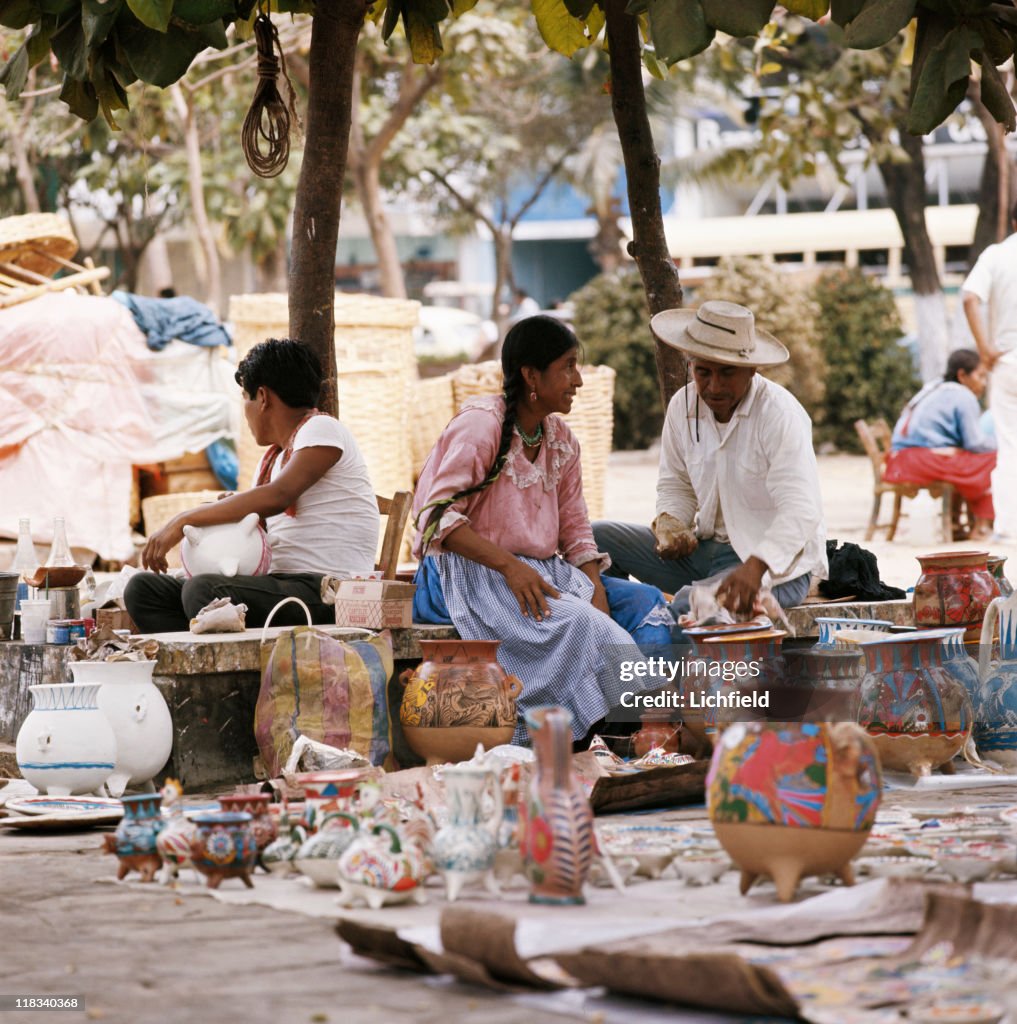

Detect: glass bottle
45,516,74,567
13,517,38,609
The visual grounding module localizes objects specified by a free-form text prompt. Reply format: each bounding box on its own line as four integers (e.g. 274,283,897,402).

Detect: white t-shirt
962,233,1017,362
259,416,380,577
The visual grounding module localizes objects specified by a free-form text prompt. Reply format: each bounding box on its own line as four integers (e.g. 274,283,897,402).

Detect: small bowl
856,855,936,879
964,840,1017,874
24,565,88,589
672,852,729,886
908,998,1005,1023
935,852,1001,884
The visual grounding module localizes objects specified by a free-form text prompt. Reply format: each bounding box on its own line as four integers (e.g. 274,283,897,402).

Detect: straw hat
650,301,789,367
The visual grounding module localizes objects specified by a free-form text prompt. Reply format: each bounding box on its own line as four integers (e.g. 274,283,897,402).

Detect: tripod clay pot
400,640,522,765
189,811,258,889
708,720,882,902
913,550,998,642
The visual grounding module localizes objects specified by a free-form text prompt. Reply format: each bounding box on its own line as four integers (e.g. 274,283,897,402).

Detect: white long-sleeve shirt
656,374,828,585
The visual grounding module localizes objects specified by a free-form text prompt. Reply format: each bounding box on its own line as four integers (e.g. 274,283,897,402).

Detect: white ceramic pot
16,683,117,796
180,512,271,578
70,661,172,797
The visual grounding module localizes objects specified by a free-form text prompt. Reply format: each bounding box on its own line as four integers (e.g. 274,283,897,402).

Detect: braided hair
418,314,579,551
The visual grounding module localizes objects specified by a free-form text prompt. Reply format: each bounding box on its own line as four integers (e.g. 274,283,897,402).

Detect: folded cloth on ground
189,596,247,633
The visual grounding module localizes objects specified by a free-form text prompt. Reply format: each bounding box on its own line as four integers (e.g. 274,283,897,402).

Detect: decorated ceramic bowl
855,855,936,879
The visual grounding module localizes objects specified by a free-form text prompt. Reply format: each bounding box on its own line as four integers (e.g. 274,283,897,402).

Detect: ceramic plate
682,622,771,637
4,795,123,817
0,809,123,829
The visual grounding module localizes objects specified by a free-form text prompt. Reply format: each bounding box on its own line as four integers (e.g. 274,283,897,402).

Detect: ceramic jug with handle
977,593,1017,768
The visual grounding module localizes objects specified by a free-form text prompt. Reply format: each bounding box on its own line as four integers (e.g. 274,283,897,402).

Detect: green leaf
408,0,450,23
532,0,594,57
451,0,480,12
564,0,594,16
382,0,401,39
51,12,89,78
59,74,99,119
701,0,773,37
843,0,916,48
782,0,828,17
126,0,173,31
26,20,54,64
978,54,1016,132
171,0,236,25
648,0,714,63
830,0,864,23
0,0,41,30
82,0,121,46
625,0,649,14
38,0,75,15
403,6,443,62
0,41,29,97
192,16,227,47
907,25,980,134
118,19,215,85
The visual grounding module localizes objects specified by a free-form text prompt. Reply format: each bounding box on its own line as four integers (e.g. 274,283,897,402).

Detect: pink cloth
412,395,606,569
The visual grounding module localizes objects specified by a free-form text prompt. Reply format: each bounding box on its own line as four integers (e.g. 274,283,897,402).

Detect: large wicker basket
448,360,616,520
410,374,456,478
140,491,222,569
0,213,78,277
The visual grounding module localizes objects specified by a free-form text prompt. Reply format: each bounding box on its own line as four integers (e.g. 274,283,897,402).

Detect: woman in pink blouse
412,316,671,745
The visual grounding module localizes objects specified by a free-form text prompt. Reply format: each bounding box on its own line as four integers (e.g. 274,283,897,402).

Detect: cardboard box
95,606,138,634
333,580,415,630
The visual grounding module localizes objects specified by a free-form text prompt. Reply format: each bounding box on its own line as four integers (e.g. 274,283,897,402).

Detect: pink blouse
412,395,607,569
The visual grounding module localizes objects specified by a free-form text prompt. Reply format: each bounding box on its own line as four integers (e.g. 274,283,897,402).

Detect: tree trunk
492,229,513,333
171,84,222,313
877,130,946,381
289,2,370,417
968,86,1012,266
588,203,625,273
604,0,685,410
256,235,289,292
10,82,40,214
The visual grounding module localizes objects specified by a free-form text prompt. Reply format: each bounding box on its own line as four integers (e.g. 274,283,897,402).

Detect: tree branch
365,60,442,166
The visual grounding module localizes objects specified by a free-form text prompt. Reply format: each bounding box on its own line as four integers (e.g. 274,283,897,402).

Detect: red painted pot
913,551,998,642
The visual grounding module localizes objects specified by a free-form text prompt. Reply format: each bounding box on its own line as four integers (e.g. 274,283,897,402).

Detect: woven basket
410,374,456,478
0,213,78,277
141,491,222,569
448,360,616,520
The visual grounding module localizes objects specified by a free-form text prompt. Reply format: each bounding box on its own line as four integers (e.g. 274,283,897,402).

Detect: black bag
818,540,906,602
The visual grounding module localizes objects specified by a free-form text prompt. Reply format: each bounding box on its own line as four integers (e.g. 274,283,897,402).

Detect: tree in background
811,267,920,451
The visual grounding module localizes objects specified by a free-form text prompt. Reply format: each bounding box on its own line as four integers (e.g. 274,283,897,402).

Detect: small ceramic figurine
336,824,429,909
261,805,307,876
103,793,164,882
155,779,198,884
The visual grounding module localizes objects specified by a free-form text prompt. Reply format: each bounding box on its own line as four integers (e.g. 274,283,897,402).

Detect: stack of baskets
140,491,222,569
409,374,456,477
446,360,616,520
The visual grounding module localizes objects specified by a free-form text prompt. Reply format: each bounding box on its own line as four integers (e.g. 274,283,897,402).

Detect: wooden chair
853,418,961,543
375,491,413,579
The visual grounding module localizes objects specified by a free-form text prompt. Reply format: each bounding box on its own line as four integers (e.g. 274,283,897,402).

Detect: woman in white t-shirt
125,339,380,633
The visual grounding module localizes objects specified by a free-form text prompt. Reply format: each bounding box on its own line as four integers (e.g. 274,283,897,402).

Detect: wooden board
589,759,709,815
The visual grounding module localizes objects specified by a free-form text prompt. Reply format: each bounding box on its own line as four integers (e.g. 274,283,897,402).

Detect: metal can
46,620,71,645
66,619,89,641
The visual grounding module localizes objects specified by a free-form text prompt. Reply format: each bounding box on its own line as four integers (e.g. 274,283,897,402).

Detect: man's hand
652,513,698,560
983,345,1004,370
502,558,560,621
716,557,768,616
141,517,185,573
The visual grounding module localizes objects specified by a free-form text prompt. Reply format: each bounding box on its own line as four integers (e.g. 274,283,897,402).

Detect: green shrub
570,270,664,450
693,257,827,426
810,268,919,451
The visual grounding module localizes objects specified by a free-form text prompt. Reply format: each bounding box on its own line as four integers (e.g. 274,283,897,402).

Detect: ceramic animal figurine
431,765,503,902
70,659,172,797
189,811,258,889
293,812,360,888
180,513,271,578
156,779,198,884
16,682,117,796
520,706,594,905
336,824,429,909
977,593,1017,768
103,793,164,882
400,640,522,765
261,805,307,876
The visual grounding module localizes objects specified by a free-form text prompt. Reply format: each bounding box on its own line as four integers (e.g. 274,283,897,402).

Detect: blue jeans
592,521,811,615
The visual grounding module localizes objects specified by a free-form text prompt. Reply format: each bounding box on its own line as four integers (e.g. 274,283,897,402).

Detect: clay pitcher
913,550,998,642
400,640,523,765
856,630,973,776
977,593,1017,768
520,706,593,905
631,711,682,758
708,720,882,902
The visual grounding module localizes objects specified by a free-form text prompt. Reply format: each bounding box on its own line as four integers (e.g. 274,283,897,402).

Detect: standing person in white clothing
962,203,1017,540
126,338,380,632
593,301,828,621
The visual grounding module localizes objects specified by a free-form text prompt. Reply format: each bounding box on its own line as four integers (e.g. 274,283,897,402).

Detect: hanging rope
242,12,301,178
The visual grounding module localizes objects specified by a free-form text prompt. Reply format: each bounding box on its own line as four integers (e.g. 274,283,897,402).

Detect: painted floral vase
631,711,682,758
189,811,258,889
856,631,973,776
987,555,1013,598
708,720,882,902
16,682,116,796
336,823,429,909
814,617,893,648
977,593,1017,768
399,640,523,765
431,765,503,901
913,551,998,642
102,792,164,882
520,706,594,905
218,793,278,868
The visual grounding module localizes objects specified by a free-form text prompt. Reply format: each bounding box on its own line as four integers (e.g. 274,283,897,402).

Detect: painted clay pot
70,659,172,797
336,823,428,909
520,706,594,905
630,711,681,758
913,550,998,642
695,631,787,735
292,769,368,886
400,640,523,765
814,617,893,648
987,554,1013,598
189,811,258,889
218,793,278,866
779,648,865,721
16,682,117,796
431,764,503,902
977,594,1017,768
103,792,164,882
856,631,973,776
708,720,882,902
295,769,370,830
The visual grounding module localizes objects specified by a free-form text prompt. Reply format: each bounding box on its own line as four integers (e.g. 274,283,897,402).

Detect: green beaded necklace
516,421,543,446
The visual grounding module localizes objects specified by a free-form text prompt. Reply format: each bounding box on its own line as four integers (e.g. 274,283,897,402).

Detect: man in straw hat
593,300,827,620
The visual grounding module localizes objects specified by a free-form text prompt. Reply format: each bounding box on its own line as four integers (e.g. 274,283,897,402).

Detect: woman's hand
141,516,185,573
502,558,560,621
590,580,610,617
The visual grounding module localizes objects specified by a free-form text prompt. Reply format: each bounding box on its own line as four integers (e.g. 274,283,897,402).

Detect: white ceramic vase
16,682,117,796
69,660,173,797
